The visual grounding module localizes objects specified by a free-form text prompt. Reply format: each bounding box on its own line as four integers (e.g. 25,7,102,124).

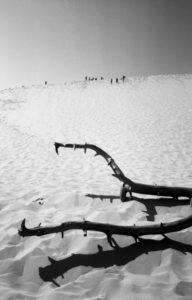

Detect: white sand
0,75,192,299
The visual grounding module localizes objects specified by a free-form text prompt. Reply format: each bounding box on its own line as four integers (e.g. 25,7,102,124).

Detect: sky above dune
0,0,191,89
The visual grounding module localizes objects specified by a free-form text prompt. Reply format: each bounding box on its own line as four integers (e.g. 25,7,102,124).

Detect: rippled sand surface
0,75,192,299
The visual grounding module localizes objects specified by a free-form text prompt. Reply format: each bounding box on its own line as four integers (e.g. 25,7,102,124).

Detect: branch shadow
86,193,119,203
136,197,190,221
86,193,190,221
39,236,192,287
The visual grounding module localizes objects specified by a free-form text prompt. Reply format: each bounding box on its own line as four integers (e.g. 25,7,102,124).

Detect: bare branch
54,142,192,201
18,214,192,243
54,142,127,182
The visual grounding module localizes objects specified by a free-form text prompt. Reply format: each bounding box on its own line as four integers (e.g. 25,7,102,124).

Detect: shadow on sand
39,236,192,287
86,193,190,221
86,193,119,203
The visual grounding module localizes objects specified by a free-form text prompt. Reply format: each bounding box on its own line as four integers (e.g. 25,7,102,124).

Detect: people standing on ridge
85,76,105,81
121,75,126,83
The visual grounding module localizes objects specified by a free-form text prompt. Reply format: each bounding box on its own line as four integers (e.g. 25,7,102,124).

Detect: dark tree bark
19,214,192,246
54,142,192,201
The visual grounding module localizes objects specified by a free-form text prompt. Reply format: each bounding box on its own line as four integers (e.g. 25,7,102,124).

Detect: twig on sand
54,142,192,202
18,214,192,246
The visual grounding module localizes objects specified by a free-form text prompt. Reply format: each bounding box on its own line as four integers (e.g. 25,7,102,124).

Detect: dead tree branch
54,142,192,201
19,214,192,245
54,142,126,182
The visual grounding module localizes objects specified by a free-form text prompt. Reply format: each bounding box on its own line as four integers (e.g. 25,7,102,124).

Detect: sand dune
0,75,192,299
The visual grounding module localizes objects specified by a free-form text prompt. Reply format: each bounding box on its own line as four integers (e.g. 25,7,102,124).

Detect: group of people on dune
44,75,127,86
85,75,126,84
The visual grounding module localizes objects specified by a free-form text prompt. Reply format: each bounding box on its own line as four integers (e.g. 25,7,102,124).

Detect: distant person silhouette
122,75,126,83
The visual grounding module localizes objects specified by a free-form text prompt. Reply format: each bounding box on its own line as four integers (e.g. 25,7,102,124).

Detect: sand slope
0,75,192,299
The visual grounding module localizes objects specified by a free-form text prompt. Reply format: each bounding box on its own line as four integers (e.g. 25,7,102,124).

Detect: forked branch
54,142,192,201
54,142,129,184
19,214,192,245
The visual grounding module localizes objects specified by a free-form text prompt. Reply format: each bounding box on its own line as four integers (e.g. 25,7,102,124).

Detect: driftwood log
19,215,192,246
54,142,192,202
